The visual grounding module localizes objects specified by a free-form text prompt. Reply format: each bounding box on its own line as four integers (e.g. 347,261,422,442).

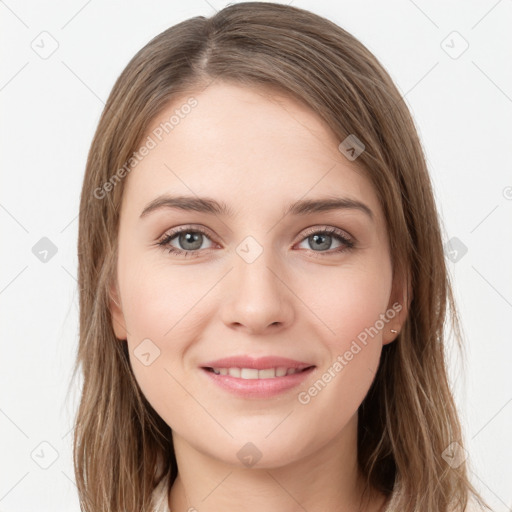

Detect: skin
110,81,407,512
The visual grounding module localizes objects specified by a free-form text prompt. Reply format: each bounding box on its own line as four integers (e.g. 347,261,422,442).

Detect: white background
1,0,511,510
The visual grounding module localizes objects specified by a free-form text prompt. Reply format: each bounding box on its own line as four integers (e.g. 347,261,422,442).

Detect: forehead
121,81,382,223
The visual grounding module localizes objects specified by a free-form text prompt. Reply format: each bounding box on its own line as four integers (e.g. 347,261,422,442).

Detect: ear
382,271,411,345
109,280,128,340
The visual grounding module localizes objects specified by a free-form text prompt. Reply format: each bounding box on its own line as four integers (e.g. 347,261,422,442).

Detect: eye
295,226,354,256
157,226,216,258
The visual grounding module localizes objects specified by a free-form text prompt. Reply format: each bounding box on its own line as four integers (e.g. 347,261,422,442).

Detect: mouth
202,366,315,379
200,364,316,399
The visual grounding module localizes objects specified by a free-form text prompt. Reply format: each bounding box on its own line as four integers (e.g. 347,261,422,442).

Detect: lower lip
200,367,316,399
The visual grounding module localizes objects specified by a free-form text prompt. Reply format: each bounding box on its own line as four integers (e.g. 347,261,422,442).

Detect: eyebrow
139,194,374,221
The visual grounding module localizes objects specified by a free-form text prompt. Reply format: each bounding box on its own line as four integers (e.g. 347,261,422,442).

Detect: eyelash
156,225,355,259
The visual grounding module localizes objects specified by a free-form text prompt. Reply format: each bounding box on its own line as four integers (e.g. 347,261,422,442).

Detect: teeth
228,368,240,378
211,366,306,379
258,368,276,378
240,368,258,379
276,366,287,377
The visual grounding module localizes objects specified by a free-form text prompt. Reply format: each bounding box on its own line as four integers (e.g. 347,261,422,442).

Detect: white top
151,476,171,512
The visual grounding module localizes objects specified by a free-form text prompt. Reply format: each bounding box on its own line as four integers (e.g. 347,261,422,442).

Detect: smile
201,365,316,399
205,366,313,379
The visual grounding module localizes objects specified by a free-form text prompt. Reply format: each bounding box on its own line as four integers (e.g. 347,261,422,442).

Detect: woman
71,2,490,511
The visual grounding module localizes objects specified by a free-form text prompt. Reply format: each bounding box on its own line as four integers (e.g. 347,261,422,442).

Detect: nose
220,248,294,336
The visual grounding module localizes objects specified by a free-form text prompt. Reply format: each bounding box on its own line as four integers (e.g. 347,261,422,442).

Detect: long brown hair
70,2,491,510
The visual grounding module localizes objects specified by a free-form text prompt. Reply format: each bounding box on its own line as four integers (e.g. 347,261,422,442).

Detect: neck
168,414,387,512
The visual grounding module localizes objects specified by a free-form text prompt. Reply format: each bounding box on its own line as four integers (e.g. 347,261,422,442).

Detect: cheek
293,261,392,400
299,260,393,347
290,266,392,443
117,253,218,398
119,248,215,340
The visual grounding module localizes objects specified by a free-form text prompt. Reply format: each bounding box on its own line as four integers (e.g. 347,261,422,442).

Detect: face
109,81,405,469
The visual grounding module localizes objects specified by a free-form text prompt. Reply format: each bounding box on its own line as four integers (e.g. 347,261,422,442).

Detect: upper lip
201,356,315,371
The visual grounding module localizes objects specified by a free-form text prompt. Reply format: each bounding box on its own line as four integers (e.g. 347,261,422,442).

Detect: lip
200,356,316,399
